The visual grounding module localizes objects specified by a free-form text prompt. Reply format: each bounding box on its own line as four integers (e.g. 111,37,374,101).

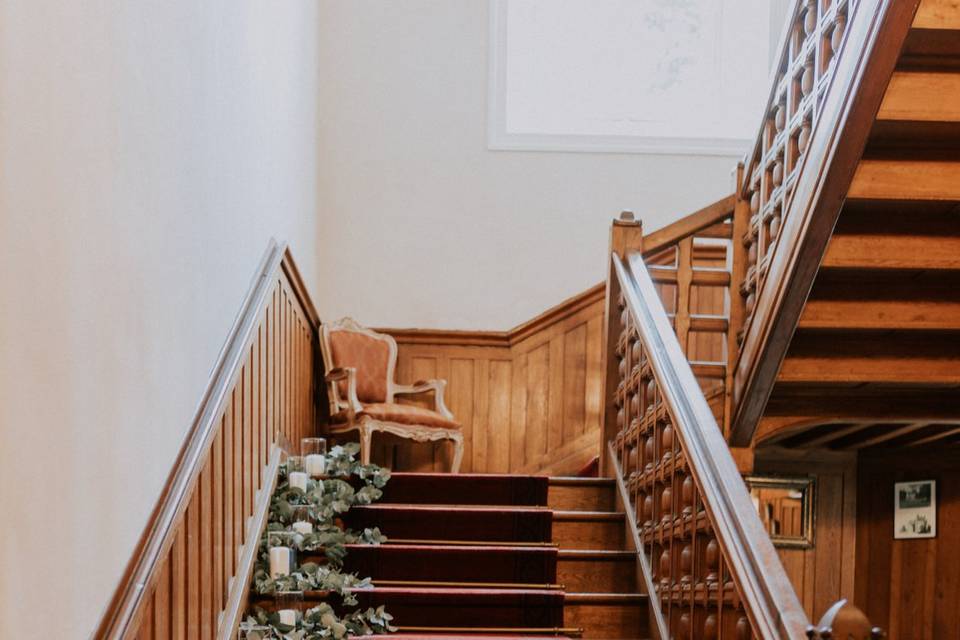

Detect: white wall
0,2,320,637
315,0,783,331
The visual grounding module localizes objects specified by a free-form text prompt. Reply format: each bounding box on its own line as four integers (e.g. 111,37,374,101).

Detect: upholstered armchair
319,317,464,472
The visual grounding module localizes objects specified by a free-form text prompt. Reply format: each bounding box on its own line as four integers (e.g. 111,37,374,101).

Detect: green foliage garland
242,443,395,639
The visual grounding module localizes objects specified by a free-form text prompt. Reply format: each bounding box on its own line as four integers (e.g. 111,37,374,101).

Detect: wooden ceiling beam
914,0,960,29
908,425,960,447
798,422,879,449
843,422,931,449
765,387,960,420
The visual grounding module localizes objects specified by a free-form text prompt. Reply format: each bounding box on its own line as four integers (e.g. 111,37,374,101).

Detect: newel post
599,211,643,476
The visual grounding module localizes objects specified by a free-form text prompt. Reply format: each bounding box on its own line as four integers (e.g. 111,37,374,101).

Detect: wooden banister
93,239,320,639
729,0,922,445
607,247,809,638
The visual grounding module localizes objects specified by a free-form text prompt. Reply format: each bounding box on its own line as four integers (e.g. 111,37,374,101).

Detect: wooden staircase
254,473,649,639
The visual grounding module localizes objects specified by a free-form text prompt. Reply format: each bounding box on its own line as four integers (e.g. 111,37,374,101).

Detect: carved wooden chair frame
319,317,463,472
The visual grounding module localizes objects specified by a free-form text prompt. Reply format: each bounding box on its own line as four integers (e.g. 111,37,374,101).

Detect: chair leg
450,432,464,474
359,424,373,466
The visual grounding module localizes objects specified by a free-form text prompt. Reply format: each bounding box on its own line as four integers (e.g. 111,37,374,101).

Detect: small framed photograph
894,480,936,539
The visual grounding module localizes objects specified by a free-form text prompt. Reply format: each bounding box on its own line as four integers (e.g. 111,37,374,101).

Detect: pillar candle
288,471,308,492
278,609,297,627
269,546,292,578
304,454,326,477
292,521,313,535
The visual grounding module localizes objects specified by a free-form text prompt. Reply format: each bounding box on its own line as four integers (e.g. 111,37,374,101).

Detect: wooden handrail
729,0,921,444
608,249,809,638
93,239,320,639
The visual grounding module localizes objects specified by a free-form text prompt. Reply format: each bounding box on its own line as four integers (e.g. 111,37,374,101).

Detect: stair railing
604,232,809,638
93,240,321,639
729,0,922,444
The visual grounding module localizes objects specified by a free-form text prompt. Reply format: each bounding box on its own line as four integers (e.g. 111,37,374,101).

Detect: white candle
288,471,308,492
269,546,292,578
292,521,313,535
304,454,326,477
278,609,297,627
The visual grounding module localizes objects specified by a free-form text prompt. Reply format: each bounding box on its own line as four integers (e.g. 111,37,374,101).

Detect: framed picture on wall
894,479,937,539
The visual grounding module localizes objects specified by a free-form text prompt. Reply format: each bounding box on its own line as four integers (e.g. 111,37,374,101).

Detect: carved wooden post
600,211,643,476
806,600,884,640
725,163,751,443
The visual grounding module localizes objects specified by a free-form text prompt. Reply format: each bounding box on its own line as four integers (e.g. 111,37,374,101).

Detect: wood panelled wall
855,449,960,639
96,245,319,640
376,285,606,475
754,451,858,621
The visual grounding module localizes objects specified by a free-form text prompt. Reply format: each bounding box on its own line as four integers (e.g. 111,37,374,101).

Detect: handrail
609,249,809,638
729,0,921,444
93,239,321,639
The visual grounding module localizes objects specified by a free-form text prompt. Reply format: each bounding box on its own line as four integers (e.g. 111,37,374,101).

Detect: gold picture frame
744,475,816,549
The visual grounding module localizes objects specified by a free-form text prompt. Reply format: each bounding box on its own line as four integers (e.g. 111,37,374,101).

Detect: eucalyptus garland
242,442,396,639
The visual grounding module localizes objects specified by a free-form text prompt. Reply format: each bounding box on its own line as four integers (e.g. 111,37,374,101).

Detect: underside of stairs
254,473,648,639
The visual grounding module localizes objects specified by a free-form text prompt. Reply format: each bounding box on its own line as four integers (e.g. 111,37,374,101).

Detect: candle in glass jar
292,520,313,535
304,454,325,477
269,546,292,578
288,471,308,492
278,609,297,627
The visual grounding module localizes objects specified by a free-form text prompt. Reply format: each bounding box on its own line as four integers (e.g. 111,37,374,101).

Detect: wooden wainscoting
754,450,858,622
856,449,960,638
375,284,605,475
95,241,320,640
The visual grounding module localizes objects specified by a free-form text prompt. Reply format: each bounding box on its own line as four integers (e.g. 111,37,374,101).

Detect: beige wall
314,0,786,331
0,2,320,637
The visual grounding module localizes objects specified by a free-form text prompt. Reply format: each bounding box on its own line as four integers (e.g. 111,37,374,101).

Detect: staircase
253,473,649,639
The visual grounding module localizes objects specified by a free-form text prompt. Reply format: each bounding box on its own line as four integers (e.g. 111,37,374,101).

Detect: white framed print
487,0,775,155
894,480,937,540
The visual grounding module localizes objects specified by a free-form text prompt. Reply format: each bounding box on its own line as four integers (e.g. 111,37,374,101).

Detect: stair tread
552,510,624,520
548,477,615,486
557,549,634,559
565,592,648,603
355,504,550,512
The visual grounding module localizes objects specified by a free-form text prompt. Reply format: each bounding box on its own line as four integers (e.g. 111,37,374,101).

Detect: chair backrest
320,317,398,410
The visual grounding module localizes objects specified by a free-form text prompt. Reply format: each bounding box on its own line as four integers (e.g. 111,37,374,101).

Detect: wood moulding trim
380,282,606,348
729,0,922,446
93,239,320,640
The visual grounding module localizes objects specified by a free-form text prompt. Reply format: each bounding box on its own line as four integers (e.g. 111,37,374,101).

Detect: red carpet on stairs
339,543,559,585
345,504,553,543
378,473,549,506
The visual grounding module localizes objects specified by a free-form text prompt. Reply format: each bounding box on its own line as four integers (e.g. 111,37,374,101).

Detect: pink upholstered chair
319,317,464,472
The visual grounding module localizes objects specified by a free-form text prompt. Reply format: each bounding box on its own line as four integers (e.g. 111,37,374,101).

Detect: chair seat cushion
334,403,461,430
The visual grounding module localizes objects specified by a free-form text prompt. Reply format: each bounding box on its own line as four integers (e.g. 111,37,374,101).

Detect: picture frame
894,479,937,539
744,475,816,549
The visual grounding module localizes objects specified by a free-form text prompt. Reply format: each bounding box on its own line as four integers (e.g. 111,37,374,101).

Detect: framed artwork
744,475,815,549
488,0,775,155
894,479,937,539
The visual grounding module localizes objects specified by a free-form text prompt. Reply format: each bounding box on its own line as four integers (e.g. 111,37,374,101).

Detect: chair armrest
325,367,362,417
393,379,454,420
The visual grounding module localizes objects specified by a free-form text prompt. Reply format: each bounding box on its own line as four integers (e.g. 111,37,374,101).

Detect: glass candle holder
301,437,327,477
291,505,313,535
238,621,272,640
275,591,304,629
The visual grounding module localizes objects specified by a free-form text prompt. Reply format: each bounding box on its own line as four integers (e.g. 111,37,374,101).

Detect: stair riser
552,519,625,550
353,592,564,628
564,602,647,640
346,507,553,543
341,546,558,585
557,558,636,592
380,473,549,506
547,485,615,511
